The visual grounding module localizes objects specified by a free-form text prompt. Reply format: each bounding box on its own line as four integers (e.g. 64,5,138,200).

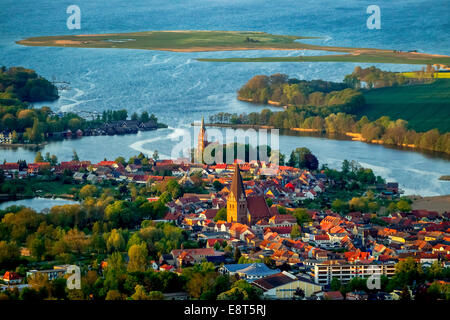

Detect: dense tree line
217,67,449,155
211,109,450,154
0,66,58,102
343,66,427,89
237,73,364,114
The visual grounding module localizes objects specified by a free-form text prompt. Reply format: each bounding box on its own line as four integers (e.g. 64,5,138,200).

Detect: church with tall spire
227,164,271,226
197,116,207,163
227,164,248,224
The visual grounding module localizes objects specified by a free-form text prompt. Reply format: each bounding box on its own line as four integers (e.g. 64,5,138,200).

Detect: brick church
197,117,208,163
226,164,271,226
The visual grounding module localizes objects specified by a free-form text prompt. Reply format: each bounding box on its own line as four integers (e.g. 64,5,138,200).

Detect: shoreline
0,194,77,204
0,125,168,150
200,122,450,160
191,122,274,129
0,142,48,149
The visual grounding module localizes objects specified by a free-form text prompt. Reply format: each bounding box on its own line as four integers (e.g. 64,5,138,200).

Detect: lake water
0,0,449,196
0,198,79,212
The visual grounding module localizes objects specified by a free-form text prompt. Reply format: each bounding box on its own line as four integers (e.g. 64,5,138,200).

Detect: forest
212,67,450,155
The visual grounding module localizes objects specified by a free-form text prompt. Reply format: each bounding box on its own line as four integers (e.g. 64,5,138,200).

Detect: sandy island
16,30,450,65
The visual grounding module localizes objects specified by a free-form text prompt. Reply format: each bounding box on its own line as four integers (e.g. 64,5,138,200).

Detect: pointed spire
230,164,246,202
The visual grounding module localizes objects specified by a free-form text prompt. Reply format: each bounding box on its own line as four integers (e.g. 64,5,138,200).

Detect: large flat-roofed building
252,271,323,299
220,263,280,282
26,268,67,281
309,259,396,285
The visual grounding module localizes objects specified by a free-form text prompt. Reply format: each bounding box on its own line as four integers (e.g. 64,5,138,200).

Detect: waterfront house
27,162,50,174
0,131,13,144
0,162,19,174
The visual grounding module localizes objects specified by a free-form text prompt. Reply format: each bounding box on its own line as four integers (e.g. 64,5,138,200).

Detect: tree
79,184,98,199
290,224,301,239
72,150,79,161
105,201,134,228
393,257,423,288
115,157,126,165
217,280,262,300
332,199,348,213
105,290,123,300
127,242,148,272
131,285,150,300
293,208,311,226
234,248,241,263
63,229,90,254
396,200,411,213
34,151,44,163
287,147,318,170
26,118,44,143
386,202,398,214
400,285,412,300
213,180,223,191
131,112,139,121
106,229,126,252
148,291,164,300
49,154,58,166
0,241,20,267
185,272,216,299
214,208,227,222
427,261,443,279
27,272,51,298
140,111,150,123
330,278,342,291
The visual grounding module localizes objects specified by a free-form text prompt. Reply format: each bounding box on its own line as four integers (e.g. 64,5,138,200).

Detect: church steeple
227,164,248,224
230,164,246,202
197,117,207,163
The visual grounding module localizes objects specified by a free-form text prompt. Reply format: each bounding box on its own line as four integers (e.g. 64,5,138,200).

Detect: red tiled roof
247,196,271,220
324,291,344,300
97,161,117,166
315,234,330,241
207,239,225,247
265,226,292,235
2,271,21,281
0,163,19,170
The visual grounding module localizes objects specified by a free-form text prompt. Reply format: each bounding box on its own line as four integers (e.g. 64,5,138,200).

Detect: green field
354,79,450,132
17,30,450,65
400,71,450,79
30,180,81,196
198,53,450,65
